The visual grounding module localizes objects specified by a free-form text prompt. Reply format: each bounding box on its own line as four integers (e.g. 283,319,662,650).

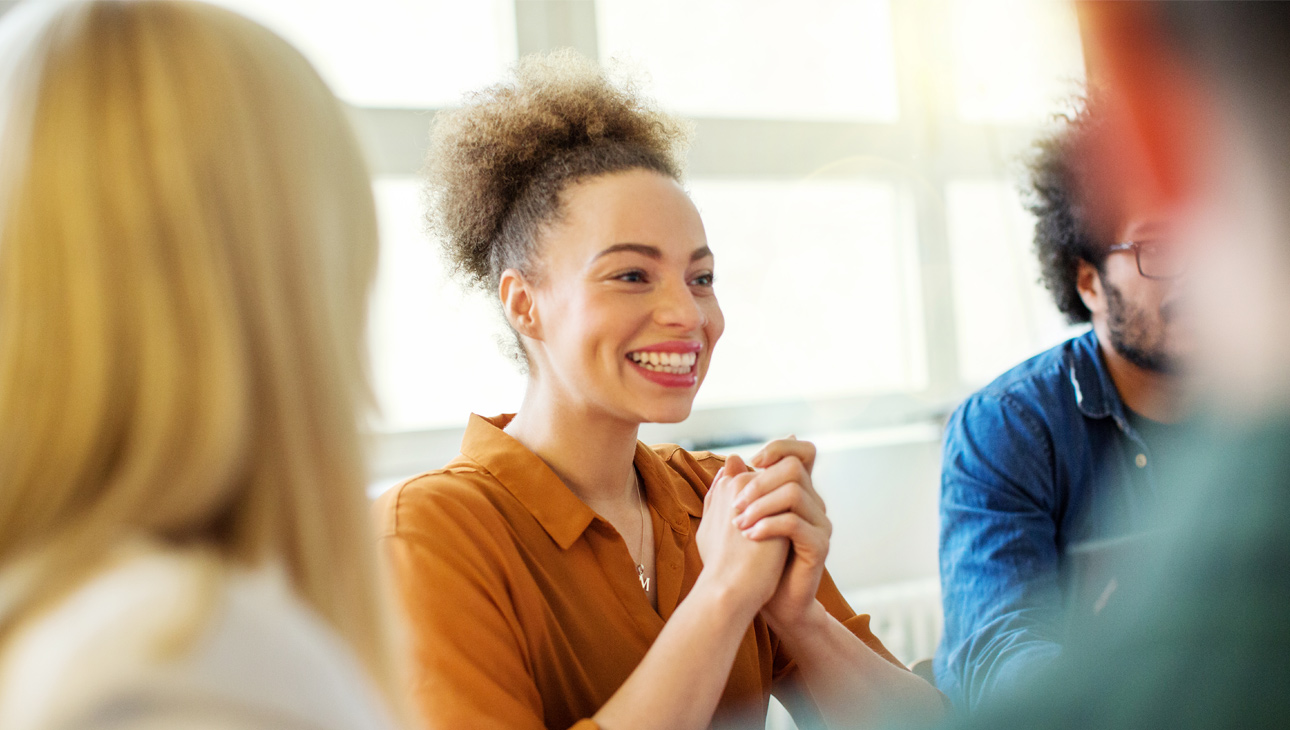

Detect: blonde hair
0,0,397,701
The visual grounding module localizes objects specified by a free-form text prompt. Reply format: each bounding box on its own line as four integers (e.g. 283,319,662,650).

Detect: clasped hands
695,438,832,633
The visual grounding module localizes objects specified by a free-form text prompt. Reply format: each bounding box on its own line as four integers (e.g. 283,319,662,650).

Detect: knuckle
783,456,808,479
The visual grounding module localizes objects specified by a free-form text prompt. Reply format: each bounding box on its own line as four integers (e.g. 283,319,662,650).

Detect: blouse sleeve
378,478,600,730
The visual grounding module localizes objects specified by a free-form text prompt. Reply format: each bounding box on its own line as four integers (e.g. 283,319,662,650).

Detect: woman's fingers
723,453,750,476
706,469,757,520
751,436,817,474
733,481,826,531
741,512,829,555
731,456,816,513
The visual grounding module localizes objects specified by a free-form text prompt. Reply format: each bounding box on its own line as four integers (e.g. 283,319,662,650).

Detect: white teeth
627,349,699,374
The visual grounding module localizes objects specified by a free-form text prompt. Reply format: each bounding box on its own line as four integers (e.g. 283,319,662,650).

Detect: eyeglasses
1106,241,1186,280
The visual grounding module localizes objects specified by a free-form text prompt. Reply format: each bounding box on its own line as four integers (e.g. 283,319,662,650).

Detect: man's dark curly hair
1024,97,1108,324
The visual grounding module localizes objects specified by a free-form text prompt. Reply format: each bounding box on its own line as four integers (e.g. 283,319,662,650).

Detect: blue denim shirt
934,329,1162,708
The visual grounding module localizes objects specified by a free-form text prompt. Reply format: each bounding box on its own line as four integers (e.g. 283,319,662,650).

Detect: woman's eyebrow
591,243,713,262
593,242,661,260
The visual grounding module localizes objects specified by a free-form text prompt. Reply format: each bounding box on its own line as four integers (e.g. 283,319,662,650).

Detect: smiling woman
375,50,944,730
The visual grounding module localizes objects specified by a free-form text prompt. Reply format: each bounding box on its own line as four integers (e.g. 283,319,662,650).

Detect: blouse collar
459,414,703,550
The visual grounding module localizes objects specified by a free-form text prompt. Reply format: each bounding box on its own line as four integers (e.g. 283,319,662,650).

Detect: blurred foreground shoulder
0,543,394,730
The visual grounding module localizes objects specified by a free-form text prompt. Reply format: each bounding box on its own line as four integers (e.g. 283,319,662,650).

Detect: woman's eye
615,270,647,283
691,272,715,287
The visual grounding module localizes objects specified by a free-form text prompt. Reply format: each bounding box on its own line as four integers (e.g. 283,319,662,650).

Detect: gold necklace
633,471,650,593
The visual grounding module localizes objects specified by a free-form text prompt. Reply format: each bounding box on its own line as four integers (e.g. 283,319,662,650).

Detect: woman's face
523,168,723,425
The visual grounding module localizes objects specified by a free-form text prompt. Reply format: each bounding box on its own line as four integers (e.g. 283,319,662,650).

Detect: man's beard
1104,278,1179,374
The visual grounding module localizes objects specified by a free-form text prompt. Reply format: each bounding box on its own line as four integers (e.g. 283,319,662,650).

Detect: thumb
723,453,750,476
705,467,724,505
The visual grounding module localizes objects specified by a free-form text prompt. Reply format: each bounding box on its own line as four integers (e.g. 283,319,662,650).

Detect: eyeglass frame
1105,241,1183,280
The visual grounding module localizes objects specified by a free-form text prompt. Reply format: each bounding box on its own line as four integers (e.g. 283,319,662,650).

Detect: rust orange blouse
376,414,903,730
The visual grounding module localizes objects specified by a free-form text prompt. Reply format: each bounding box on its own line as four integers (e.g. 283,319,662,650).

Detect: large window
596,0,899,121
946,181,1083,384
210,0,517,107
949,0,1086,122
688,179,926,407
210,0,1088,474
369,178,526,431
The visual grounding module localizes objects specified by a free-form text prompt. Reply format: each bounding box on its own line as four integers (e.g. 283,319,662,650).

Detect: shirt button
1135,453,1148,468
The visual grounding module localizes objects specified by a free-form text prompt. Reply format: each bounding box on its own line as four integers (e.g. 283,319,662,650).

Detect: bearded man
933,98,1192,709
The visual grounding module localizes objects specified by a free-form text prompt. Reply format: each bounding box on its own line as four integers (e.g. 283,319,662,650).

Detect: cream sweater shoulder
0,544,396,730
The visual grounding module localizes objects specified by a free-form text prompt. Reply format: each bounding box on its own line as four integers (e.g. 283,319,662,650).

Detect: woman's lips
625,341,701,388
627,358,698,387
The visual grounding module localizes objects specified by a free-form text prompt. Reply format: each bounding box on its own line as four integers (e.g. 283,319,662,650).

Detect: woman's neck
504,379,642,513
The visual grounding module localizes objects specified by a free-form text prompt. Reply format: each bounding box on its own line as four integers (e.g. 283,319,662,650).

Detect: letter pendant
636,564,650,592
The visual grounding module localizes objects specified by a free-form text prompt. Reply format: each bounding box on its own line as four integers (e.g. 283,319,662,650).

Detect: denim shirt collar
1067,329,1131,431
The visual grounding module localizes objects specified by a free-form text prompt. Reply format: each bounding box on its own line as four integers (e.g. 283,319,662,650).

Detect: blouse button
1135,453,1148,468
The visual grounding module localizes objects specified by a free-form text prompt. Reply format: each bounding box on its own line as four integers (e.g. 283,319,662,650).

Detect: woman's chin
635,402,695,425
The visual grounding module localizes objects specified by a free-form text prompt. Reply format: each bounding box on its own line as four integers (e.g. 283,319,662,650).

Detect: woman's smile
626,340,703,387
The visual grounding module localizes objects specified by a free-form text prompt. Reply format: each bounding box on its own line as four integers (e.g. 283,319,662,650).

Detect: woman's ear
1075,259,1105,319
499,269,541,340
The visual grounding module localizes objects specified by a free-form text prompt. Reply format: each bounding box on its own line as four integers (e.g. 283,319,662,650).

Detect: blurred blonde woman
0,1,399,728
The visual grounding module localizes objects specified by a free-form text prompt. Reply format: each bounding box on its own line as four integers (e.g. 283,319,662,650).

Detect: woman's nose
653,279,705,330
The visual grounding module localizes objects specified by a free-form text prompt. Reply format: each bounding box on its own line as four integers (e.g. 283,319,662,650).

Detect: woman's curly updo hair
425,50,692,301
1024,95,1109,324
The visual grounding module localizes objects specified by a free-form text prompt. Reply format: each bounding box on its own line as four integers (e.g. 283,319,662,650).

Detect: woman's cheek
697,301,724,385
704,299,725,347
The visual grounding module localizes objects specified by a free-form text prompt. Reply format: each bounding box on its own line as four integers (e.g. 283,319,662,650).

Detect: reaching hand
731,437,832,632
695,454,789,620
